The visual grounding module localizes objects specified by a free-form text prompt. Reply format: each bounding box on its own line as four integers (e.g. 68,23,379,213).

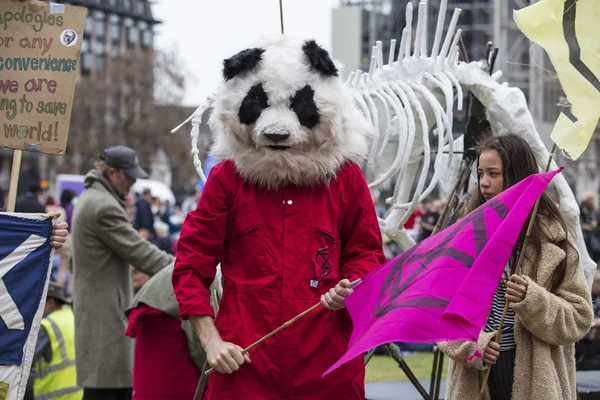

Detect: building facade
0,0,159,200
70,0,158,76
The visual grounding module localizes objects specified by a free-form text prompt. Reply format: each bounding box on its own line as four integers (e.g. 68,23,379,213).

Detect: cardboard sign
0,0,86,155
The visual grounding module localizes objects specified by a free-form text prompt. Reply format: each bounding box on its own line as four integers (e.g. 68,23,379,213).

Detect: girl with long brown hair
438,134,593,400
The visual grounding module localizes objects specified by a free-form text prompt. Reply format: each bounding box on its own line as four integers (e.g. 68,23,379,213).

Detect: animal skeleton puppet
172,35,386,400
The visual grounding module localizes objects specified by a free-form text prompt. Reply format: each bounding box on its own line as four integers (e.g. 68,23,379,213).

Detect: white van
56,174,175,204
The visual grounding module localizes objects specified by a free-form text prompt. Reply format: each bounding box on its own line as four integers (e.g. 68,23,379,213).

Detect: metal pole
385,343,431,399
492,0,504,74
429,348,439,396
279,0,285,34
434,352,444,400
364,348,377,365
369,0,377,49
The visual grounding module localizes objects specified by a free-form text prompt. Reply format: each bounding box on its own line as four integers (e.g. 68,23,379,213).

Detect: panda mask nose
263,125,290,142
265,133,290,142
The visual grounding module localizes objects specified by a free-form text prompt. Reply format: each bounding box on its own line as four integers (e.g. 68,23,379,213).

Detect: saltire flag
0,213,53,400
325,169,561,375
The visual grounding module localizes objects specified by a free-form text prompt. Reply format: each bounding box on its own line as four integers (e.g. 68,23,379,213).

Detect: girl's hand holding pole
506,274,528,303
483,340,500,366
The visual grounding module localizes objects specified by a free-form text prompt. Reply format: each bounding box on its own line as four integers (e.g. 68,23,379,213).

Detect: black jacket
15,193,45,213
134,198,155,236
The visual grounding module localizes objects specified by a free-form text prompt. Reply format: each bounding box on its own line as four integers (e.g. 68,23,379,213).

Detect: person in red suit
126,265,205,400
173,36,386,400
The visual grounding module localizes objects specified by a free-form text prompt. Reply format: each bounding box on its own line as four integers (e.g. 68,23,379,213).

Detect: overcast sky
152,0,341,106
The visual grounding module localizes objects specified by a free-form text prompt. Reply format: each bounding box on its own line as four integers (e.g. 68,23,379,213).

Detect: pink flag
325,169,562,375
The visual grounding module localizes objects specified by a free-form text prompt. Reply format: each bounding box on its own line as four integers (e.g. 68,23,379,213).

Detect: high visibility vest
33,306,83,400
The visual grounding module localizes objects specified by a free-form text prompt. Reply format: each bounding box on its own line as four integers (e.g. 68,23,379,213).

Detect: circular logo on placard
16,126,28,139
60,29,78,47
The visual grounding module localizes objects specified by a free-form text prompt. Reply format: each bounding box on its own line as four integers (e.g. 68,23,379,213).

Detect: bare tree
63,49,200,188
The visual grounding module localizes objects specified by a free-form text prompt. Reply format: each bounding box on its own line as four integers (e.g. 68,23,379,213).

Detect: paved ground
365,379,446,400
365,371,600,400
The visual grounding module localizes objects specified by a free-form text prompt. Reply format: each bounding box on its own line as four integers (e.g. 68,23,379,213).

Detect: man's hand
190,315,250,374
321,279,354,310
48,212,68,249
506,274,528,303
483,340,500,366
205,338,251,374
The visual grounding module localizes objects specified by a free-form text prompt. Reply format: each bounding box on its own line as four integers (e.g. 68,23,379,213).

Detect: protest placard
0,0,86,155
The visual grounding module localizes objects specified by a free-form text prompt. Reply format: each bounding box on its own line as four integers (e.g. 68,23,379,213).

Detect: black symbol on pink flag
373,198,508,318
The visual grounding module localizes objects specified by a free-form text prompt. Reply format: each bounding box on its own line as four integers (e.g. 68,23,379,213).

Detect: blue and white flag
0,213,53,400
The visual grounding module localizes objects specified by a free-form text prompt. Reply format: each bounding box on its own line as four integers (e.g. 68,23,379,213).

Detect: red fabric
173,160,385,400
403,208,423,229
126,304,200,400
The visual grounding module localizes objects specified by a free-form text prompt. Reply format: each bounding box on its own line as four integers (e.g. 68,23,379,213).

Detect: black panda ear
302,40,338,77
223,48,265,81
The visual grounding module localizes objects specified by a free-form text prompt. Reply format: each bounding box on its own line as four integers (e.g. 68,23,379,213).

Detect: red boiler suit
173,160,385,400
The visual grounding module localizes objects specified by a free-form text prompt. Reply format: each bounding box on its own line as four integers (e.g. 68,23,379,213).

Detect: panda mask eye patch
290,85,319,128
239,83,269,125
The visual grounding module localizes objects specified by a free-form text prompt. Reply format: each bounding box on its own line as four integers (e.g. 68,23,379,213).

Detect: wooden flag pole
204,278,362,376
480,143,558,394
6,149,23,212
279,0,285,34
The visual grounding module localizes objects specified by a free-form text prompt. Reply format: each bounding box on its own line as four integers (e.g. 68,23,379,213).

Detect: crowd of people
581,194,600,262
578,194,600,373
375,192,443,263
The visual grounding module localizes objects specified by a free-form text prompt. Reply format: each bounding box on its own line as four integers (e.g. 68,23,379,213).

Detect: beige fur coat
438,219,593,400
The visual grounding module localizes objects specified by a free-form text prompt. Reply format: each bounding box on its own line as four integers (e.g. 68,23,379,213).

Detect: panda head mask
209,35,374,189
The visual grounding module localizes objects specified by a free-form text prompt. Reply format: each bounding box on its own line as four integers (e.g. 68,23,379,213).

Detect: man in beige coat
71,146,174,400
438,220,593,400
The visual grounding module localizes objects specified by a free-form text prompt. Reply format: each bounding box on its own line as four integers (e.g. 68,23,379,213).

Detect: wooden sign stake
6,150,23,212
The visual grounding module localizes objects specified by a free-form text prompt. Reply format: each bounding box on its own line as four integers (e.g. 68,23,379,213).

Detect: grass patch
365,353,448,383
